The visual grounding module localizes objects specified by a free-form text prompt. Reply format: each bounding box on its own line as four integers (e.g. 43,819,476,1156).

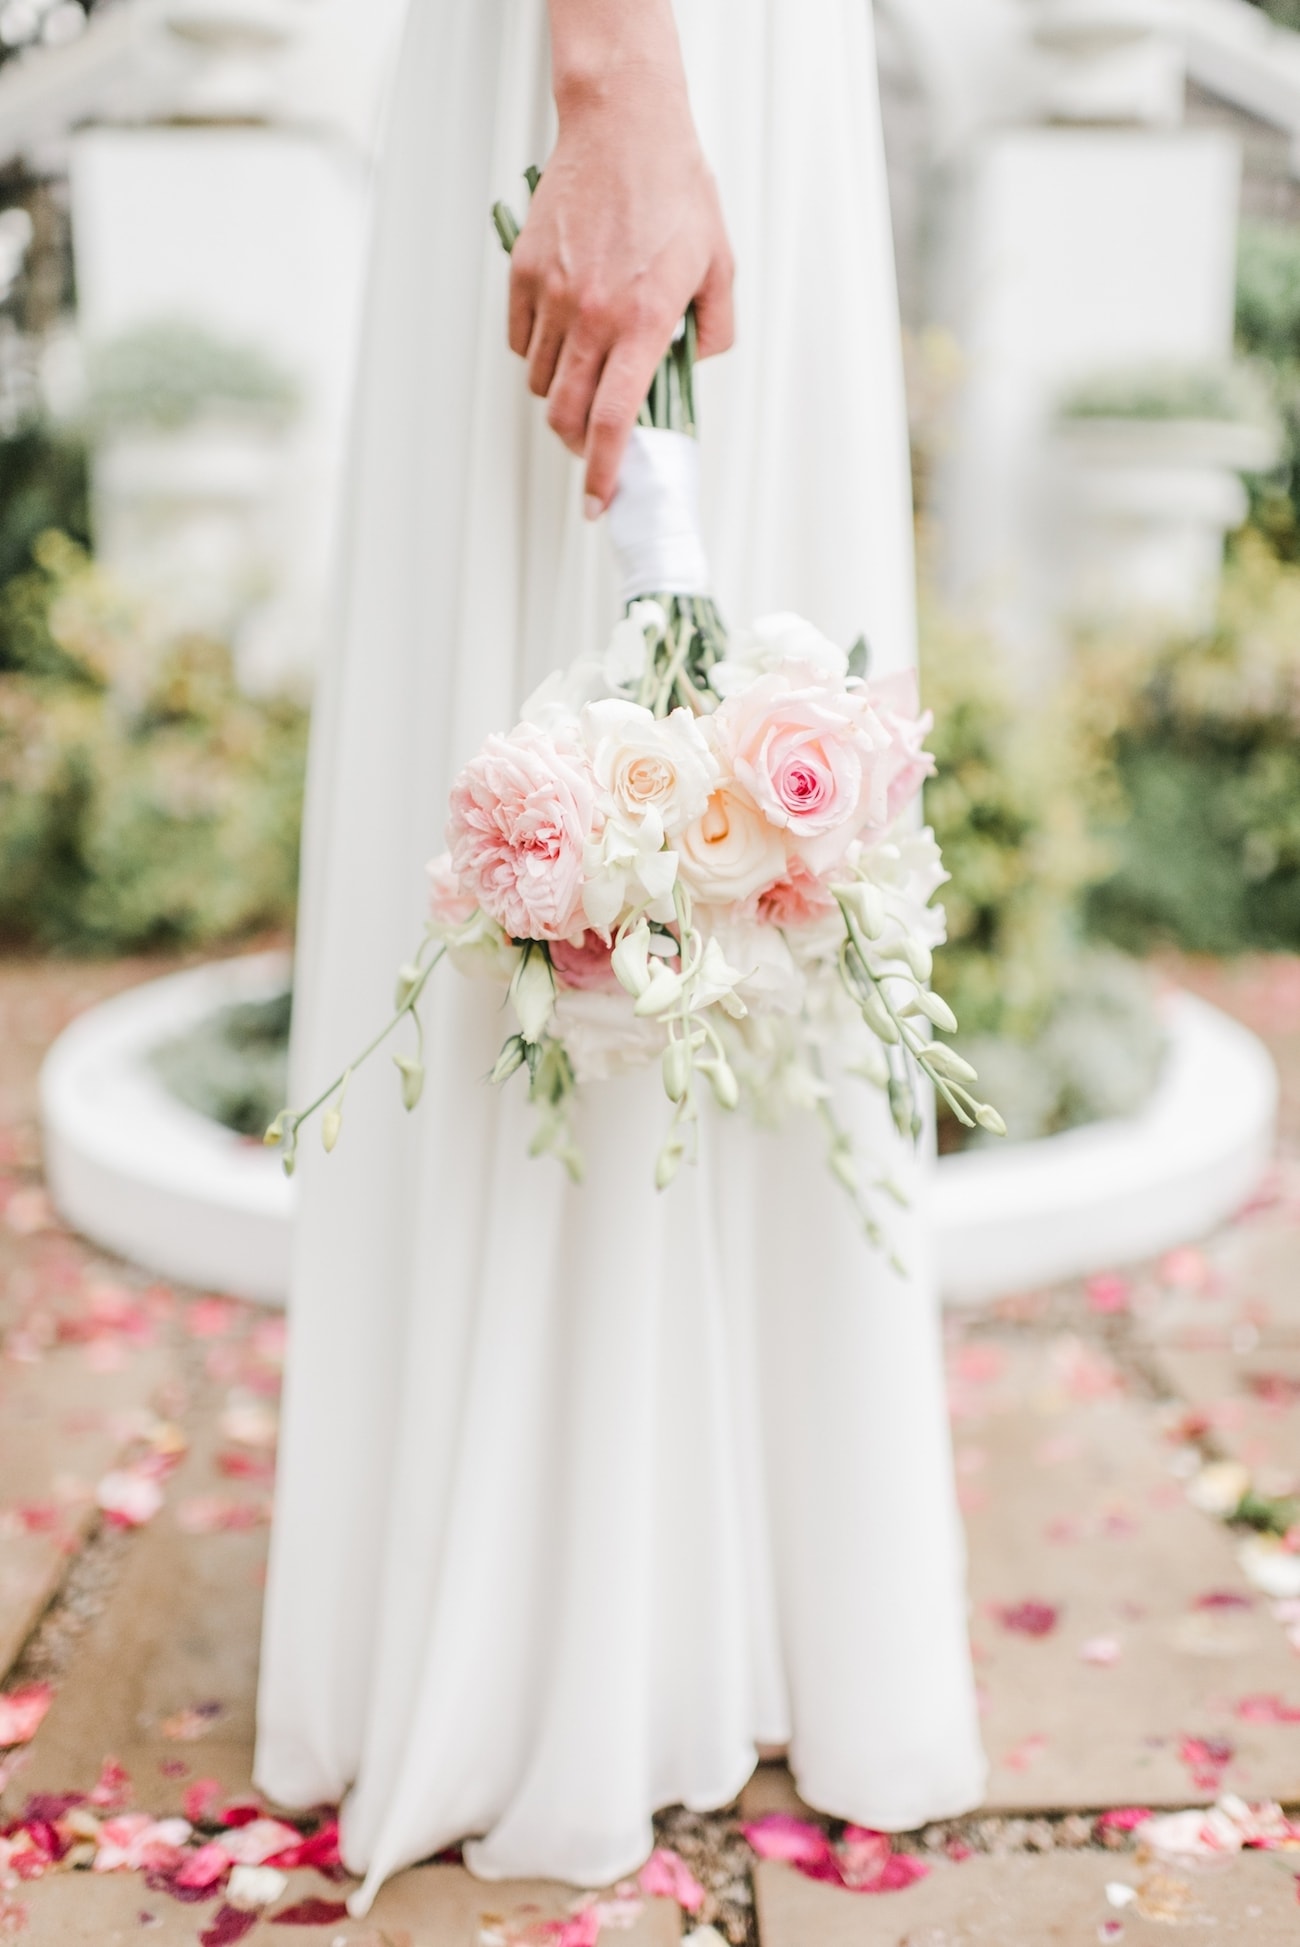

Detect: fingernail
583,494,603,522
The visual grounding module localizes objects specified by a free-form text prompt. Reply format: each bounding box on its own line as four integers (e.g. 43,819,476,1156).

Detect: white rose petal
227,1865,288,1910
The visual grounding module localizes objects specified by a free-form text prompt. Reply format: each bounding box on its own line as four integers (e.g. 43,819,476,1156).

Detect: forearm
547,0,686,116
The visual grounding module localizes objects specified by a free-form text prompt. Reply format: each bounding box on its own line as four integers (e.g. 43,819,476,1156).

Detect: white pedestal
39,957,1278,1310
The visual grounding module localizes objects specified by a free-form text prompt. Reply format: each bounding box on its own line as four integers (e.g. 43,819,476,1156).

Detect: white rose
710,610,849,698
581,699,718,841
675,785,787,904
552,987,665,1083
699,911,806,1015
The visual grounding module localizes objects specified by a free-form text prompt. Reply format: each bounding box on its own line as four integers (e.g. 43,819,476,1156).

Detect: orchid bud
394,961,422,1010
510,944,556,1043
976,1103,1007,1137
655,1136,686,1190
662,1039,691,1103
394,1055,424,1110
634,961,684,1017
263,1111,288,1147
611,921,652,998
925,1042,978,1085
322,1107,342,1152
859,985,899,1044
700,1058,739,1111
898,937,933,982
913,988,958,1035
836,879,886,940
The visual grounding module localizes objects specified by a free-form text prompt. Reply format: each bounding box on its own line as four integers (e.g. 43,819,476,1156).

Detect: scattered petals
183,1779,225,1825
227,1864,288,1910
1240,1535,1300,1600
636,1849,705,1912
0,1686,53,1749
1080,1636,1122,1666
219,1819,303,1866
1186,1462,1250,1517
271,1898,351,1925
1001,1733,1048,1772
996,1601,1059,1638
160,1703,224,1743
1236,1693,1300,1724
1105,1882,1137,1908
1097,1808,1152,1834
199,1907,258,1946
741,1813,927,1893
96,1470,164,1529
175,1496,270,1536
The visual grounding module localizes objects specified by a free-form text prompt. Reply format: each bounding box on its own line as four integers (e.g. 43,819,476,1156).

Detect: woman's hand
509,0,734,516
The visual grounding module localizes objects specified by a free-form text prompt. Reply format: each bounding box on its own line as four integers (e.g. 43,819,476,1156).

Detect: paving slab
9,1866,681,1945
753,1850,1300,1946
7,1370,268,1815
737,1762,817,1826
1150,1345,1300,1493
950,1333,1300,1809
0,1336,171,1676
1131,1197,1300,1351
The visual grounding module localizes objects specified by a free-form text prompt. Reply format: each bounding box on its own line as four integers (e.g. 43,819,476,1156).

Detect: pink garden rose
425,850,478,929
754,856,838,929
447,723,597,941
713,670,893,873
870,670,936,826
550,931,620,992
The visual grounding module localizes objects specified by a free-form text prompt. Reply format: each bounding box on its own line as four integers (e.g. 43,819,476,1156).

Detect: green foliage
1236,222,1300,559
0,532,307,953
1058,361,1269,425
152,991,291,1138
84,319,299,435
919,594,1162,1143
0,424,89,602
1083,538,1300,953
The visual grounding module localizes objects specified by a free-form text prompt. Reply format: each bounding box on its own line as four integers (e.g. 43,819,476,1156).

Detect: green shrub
920,594,1163,1143
1083,537,1300,953
0,531,306,953
84,319,299,435
152,991,291,1138
1237,222,1300,558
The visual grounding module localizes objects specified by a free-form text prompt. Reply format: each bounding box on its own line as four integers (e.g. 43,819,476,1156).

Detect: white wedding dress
255,0,986,1914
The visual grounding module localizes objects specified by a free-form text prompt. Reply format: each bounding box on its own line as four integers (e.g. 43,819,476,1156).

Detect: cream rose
581,699,718,842
675,785,788,904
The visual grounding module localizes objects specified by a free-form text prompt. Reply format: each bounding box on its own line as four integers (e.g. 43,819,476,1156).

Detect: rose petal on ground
1138,1807,1244,1865
0,1897,27,1937
1236,1693,1300,1724
183,1778,224,1824
220,1819,302,1866
996,1601,1059,1638
173,1841,230,1889
1194,1591,1254,1612
265,1819,340,1872
176,1496,269,1536
0,1686,52,1748
227,1865,288,1910
96,1470,164,1529
1081,1636,1122,1666
636,1848,705,1912
1241,1536,1300,1600
199,1907,258,1946
160,1703,224,1742
1097,1809,1153,1835
86,1755,131,1810
742,1813,838,1875
1001,1733,1048,1772
1086,1274,1131,1314
272,1898,351,1924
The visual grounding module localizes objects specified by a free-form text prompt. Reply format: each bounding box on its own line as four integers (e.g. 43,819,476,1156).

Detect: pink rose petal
0,1687,52,1749
199,1908,258,1947
635,1848,705,1913
271,1898,351,1925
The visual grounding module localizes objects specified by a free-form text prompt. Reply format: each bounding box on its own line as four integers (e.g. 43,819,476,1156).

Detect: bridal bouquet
267,191,1001,1255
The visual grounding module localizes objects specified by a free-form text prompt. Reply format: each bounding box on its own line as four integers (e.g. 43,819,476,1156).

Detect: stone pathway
0,953,1298,1944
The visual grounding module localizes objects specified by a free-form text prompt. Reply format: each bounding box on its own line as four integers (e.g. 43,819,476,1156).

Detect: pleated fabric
254,0,987,1913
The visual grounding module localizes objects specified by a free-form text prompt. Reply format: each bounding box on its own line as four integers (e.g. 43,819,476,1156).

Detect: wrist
551,1,684,120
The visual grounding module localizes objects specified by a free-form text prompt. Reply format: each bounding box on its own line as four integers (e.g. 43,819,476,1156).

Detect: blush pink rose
753,856,837,928
550,931,620,991
713,671,892,872
869,670,936,827
447,724,596,942
425,850,478,928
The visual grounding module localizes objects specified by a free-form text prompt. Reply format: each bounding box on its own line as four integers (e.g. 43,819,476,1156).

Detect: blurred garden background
0,0,1297,1154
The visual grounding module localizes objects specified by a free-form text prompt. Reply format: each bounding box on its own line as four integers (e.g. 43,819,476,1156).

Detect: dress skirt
254,0,987,1913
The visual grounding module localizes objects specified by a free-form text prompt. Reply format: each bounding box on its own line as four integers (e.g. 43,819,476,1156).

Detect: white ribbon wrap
605,426,711,604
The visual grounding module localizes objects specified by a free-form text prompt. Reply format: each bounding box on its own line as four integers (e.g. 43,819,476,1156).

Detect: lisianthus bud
510,945,557,1043
322,1107,342,1152
491,1034,527,1084
662,1039,691,1103
394,1055,424,1110
611,921,652,998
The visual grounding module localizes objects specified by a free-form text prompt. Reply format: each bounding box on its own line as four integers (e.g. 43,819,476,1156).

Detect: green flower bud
263,1111,288,1147
913,988,959,1035
394,1055,424,1110
976,1103,1007,1137
925,1043,978,1085
662,1039,691,1103
510,944,557,1044
655,1137,685,1190
700,1058,739,1111
322,1107,342,1152
491,1034,527,1085
394,962,422,1009
859,985,900,1044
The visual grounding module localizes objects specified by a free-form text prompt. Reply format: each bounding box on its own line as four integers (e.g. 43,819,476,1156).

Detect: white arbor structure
0,0,407,686
880,0,1300,669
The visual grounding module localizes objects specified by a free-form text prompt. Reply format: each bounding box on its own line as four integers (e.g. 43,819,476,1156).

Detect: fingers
526,310,566,399
545,327,609,456
583,334,665,512
507,252,537,359
693,239,736,359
